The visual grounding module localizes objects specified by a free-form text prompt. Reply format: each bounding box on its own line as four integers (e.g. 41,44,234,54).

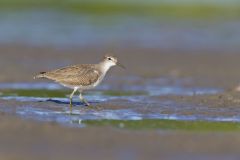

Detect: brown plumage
34,55,125,108
36,64,101,87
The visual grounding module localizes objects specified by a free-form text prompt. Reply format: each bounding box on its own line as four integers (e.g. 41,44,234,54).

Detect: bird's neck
98,61,113,74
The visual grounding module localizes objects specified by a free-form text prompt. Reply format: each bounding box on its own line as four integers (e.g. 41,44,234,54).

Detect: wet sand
1,44,240,159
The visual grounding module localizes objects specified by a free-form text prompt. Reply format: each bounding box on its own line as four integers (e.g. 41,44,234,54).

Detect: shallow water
0,76,231,127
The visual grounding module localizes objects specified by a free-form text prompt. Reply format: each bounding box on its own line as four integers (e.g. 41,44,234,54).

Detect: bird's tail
34,72,47,79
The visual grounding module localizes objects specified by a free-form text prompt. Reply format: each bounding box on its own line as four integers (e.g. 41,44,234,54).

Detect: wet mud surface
1,45,240,159
0,77,227,125
0,114,240,160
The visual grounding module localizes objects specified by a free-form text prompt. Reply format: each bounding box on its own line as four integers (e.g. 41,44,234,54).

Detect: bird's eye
108,57,112,60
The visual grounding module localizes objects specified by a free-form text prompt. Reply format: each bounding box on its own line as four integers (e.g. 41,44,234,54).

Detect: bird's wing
45,65,100,86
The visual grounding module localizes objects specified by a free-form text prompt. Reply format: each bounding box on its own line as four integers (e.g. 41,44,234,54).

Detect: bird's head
103,55,125,69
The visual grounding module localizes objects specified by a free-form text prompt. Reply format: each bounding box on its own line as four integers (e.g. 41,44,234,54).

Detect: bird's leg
69,88,78,109
79,91,90,106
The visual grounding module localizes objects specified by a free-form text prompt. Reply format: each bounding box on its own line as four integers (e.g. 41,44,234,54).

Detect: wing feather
44,64,100,86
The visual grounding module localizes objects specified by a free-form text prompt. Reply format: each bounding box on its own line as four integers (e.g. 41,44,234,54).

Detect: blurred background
0,0,240,83
0,0,239,50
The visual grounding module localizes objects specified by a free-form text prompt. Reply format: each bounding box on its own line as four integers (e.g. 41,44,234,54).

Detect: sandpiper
34,55,125,107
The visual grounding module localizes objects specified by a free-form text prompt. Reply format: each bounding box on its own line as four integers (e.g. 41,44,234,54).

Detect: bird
34,55,125,108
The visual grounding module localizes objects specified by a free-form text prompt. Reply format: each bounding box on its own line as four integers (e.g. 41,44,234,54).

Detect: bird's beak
117,62,126,69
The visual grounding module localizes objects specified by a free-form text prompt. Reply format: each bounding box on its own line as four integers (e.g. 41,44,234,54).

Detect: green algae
0,89,68,98
0,0,239,19
0,89,146,98
83,119,240,131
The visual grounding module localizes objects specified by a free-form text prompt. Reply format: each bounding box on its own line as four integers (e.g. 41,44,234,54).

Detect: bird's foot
82,99,90,107
69,104,73,114
69,98,74,114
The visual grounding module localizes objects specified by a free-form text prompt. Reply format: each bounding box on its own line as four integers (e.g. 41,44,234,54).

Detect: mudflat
1,113,240,160
1,44,240,86
1,45,240,160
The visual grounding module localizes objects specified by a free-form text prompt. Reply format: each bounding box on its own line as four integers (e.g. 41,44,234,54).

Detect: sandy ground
1,44,240,160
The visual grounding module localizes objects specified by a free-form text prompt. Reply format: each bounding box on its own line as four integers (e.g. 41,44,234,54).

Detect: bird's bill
117,62,126,69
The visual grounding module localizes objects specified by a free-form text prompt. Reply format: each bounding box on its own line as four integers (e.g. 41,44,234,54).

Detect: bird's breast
93,74,105,87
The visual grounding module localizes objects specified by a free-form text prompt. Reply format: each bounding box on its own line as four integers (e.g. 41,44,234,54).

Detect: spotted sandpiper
34,55,125,108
